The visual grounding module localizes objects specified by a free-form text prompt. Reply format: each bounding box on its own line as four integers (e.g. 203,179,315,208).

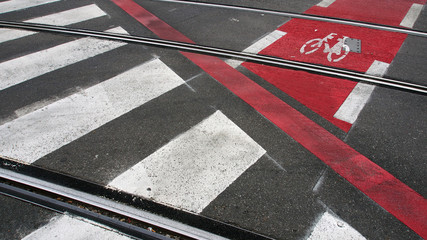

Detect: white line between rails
0,4,107,43
316,0,337,8
0,0,60,14
400,3,424,28
334,60,389,124
225,30,286,68
0,58,184,163
0,27,127,91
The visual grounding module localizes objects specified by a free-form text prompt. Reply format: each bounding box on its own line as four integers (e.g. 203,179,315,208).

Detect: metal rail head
0,20,426,95
151,0,427,38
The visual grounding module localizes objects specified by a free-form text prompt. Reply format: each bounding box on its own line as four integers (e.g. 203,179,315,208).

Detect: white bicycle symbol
300,33,350,62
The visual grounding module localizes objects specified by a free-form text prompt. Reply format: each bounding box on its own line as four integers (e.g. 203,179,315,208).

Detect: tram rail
0,157,270,240
0,20,426,95
152,0,427,38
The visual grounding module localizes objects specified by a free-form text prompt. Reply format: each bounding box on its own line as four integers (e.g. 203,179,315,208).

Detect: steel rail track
0,20,426,94
151,0,427,38
0,170,201,240
0,157,271,240
0,182,171,240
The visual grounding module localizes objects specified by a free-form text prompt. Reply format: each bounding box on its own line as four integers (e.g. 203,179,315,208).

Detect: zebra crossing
0,1,409,239
0,0,60,15
0,58,184,163
0,26,127,91
0,4,107,43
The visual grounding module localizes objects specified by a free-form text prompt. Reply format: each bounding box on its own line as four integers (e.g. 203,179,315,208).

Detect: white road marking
22,215,133,240
0,27,127,91
307,212,366,240
0,4,107,43
334,60,389,124
400,3,424,28
312,169,327,193
0,0,60,14
225,30,286,68
316,0,336,8
109,111,266,213
0,58,184,163
300,33,349,63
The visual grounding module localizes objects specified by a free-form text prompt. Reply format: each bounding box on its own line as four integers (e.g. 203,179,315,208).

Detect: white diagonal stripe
0,0,60,14
400,3,423,28
0,58,184,163
226,30,286,68
316,0,336,8
22,215,132,240
109,110,266,213
334,60,389,124
307,212,366,240
0,4,107,43
0,27,127,91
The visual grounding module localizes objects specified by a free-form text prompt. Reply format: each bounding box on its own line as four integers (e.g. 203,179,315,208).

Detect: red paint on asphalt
112,0,427,237
259,19,407,72
243,18,407,132
243,0,424,132
306,0,427,26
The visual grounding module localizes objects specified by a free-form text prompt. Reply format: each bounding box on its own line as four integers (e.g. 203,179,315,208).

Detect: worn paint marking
0,27,127,91
0,4,107,44
0,0,60,14
307,212,366,240
109,111,265,213
0,58,184,163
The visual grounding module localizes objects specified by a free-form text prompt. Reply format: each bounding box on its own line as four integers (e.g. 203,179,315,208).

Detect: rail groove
0,20,426,94
152,0,427,38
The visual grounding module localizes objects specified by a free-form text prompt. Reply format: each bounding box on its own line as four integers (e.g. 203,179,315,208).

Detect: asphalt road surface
0,0,426,239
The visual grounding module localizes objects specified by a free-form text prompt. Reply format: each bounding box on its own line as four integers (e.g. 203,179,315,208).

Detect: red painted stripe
112,0,427,237
112,0,193,43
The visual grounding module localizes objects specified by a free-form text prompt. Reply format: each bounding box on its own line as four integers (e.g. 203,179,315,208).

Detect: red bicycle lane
243,0,426,132
111,0,427,238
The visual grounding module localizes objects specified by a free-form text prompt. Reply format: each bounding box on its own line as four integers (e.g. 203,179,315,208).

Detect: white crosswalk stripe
334,60,389,124
0,4,107,43
0,0,60,14
316,0,336,8
1,2,265,216
0,58,184,163
0,27,127,91
307,212,366,240
109,110,266,213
